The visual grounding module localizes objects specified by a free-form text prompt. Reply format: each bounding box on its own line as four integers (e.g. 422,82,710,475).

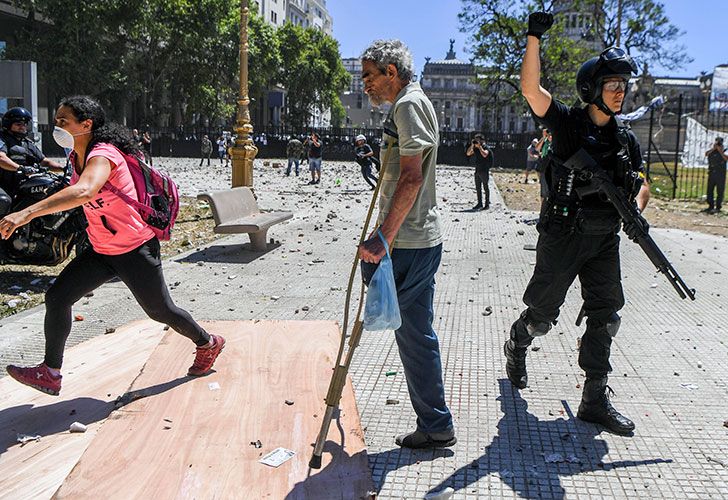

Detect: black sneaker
700,207,714,213
471,203,483,211
395,429,457,449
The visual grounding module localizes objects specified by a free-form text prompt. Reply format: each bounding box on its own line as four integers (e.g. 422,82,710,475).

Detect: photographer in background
466,133,493,210
703,137,727,214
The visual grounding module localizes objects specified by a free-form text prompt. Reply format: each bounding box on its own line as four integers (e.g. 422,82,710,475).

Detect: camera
471,140,479,145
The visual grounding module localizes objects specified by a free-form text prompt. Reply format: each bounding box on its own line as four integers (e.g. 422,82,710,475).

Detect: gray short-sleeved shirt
378,82,442,249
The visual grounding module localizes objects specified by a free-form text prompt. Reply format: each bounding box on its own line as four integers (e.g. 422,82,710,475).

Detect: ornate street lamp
231,0,257,187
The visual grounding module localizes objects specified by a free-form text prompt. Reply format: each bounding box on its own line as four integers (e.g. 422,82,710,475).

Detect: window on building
356,94,363,109
445,117,451,128
432,100,438,108
521,120,528,132
458,101,464,110
457,117,463,129
509,120,516,132
445,101,451,109
444,79,453,89
271,11,277,23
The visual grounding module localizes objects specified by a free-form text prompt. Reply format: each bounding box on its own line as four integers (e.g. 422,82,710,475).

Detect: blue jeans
286,158,300,175
362,243,453,433
308,157,322,172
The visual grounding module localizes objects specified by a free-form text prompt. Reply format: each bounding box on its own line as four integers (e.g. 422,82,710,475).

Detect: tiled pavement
1,158,726,499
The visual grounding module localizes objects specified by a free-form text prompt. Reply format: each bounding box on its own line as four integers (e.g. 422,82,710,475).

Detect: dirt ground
0,197,221,319
492,169,728,238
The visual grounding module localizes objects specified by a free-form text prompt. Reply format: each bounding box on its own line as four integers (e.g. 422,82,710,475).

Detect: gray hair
361,39,414,84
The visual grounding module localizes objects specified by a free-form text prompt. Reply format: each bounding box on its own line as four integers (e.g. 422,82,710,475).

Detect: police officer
0,107,62,215
503,12,651,435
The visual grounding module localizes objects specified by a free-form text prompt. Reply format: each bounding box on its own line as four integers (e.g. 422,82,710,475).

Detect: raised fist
527,12,554,40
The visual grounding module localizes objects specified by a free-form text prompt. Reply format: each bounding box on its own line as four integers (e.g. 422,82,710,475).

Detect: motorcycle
1,154,88,266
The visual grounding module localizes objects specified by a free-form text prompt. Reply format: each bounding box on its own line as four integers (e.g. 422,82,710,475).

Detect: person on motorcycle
0,107,63,215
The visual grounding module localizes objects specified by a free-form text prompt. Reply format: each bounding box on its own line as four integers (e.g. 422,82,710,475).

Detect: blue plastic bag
363,230,402,331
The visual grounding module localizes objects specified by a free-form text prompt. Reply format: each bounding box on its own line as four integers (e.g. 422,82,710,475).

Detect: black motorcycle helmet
576,47,637,115
2,107,33,137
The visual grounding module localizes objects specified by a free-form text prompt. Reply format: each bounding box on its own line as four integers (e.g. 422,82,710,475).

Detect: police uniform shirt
0,130,45,194
537,99,644,213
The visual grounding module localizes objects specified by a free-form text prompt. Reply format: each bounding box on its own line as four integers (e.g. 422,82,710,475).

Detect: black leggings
43,238,210,368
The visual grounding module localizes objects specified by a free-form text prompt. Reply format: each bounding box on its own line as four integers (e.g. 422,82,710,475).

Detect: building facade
420,40,482,131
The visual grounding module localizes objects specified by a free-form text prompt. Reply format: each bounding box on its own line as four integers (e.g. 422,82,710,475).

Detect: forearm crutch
309,141,394,469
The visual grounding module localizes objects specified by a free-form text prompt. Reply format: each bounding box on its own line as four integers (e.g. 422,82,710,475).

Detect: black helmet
576,47,637,112
2,106,33,131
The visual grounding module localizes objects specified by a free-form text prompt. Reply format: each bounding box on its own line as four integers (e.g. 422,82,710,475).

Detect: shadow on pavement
0,375,192,456
426,379,673,500
174,241,281,264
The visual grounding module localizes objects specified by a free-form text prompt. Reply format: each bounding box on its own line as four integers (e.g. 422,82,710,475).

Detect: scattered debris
385,370,397,376
69,422,87,433
482,306,493,316
259,447,295,467
284,400,294,406
424,487,454,500
104,327,116,334
523,243,537,251
531,346,541,351
544,453,581,464
650,283,658,288
6,299,20,308
74,314,84,321
250,440,262,449
680,383,698,390
208,382,221,391
386,399,399,405
17,433,41,445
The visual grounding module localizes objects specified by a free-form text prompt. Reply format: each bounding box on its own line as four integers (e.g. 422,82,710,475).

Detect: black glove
17,165,38,176
527,12,554,39
622,212,649,241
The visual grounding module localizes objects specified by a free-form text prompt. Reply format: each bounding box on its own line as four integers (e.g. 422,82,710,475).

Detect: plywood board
0,320,166,500
56,320,373,500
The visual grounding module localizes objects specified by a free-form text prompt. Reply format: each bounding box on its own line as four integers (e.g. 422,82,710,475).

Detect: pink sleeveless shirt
71,144,156,255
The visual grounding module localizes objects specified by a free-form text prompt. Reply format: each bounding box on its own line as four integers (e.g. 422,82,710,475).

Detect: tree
276,23,350,128
577,0,692,71
459,0,691,111
6,0,134,113
459,0,594,110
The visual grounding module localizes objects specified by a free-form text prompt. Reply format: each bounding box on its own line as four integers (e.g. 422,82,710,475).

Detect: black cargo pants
511,225,625,378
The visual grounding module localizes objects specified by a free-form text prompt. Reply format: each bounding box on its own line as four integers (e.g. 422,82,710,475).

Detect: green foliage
575,0,692,71
5,0,345,128
276,23,350,127
460,0,690,110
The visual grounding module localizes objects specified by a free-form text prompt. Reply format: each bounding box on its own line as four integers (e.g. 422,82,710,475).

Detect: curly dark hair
58,95,141,163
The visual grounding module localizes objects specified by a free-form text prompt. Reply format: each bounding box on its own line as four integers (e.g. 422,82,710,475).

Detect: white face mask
52,126,90,149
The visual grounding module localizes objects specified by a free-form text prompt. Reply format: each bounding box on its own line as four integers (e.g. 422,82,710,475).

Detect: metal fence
630,94,728,200
40,124,539,169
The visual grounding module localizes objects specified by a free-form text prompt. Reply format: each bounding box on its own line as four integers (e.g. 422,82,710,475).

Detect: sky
328,0,725,78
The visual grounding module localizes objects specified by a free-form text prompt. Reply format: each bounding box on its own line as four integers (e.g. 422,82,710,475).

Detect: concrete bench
197,187,292,251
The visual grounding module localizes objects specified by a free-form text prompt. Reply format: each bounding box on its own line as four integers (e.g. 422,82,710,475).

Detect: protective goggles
602,80,628,92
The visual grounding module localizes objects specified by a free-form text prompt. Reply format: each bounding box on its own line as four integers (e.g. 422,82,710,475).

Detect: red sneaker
6,363,62,396
187,335,226,376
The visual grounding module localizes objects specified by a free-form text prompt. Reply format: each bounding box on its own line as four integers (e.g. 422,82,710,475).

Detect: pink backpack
104,151,180,241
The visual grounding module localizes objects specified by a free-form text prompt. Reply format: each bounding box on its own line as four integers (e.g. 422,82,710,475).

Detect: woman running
0,95,224,395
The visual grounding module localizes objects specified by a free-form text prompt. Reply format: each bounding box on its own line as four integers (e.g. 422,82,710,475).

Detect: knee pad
526,320,552,337
605,313,621,337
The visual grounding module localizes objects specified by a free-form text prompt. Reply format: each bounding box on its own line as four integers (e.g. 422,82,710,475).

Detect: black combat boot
577,377,635,435
504,315,532,389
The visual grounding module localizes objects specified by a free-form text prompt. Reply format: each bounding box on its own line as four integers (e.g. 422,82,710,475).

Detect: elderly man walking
358,39,455,449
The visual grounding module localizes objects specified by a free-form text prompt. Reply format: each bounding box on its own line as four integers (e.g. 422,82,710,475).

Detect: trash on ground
523,243,537,251
482,306,493,316
424,487,455,500
208,382,221,391
17,433,41,445
386,399,399,405
385,370,397,376
284,400,294,405
259,447,295,467
680,383,699,390
69,422,87,433
250,440,262,448
531,346,541,351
